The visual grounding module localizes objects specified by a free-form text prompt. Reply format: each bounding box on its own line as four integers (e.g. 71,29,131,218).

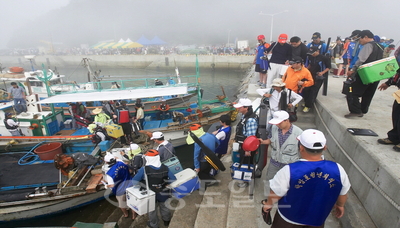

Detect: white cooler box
126,185,156,215
169,168,200,199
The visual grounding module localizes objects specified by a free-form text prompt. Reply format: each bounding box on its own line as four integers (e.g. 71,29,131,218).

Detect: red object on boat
9,67,24,73
34,142,63,160
242,135,260,152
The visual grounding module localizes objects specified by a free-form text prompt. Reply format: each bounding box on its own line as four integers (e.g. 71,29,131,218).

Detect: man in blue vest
262,129,351,227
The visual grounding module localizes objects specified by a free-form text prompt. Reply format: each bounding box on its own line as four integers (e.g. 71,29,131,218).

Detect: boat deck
0,153,59,202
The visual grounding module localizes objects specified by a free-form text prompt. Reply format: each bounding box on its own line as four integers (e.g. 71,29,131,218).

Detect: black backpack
130,153,144,176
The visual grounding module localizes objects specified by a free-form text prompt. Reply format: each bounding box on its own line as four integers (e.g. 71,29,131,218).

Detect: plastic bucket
34,142,63,160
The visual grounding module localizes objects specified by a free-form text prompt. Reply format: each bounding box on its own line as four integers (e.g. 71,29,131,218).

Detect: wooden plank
86,174,103,193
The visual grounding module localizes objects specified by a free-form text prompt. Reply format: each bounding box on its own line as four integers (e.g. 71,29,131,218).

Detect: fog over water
1,0,399,49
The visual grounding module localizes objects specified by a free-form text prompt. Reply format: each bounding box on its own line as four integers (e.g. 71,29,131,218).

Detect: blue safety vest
278,160,342,226
107,161,133,196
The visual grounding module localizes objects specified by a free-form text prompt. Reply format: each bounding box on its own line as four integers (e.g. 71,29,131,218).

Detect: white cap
104,153,115,163
297,129,326,150
150,131,164,140
233,98,252,108
268,110,289,125
130,143,139,150
381,36,386,40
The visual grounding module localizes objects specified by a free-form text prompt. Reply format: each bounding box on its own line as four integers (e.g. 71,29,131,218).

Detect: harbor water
4,66,246,227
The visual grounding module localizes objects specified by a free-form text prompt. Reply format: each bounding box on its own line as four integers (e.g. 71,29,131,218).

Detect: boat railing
51,74,199,94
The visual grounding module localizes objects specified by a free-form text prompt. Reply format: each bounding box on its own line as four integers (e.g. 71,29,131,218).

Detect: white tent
125,38,133,42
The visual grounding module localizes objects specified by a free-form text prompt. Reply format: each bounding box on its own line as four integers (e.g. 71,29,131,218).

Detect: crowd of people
6,29,400,227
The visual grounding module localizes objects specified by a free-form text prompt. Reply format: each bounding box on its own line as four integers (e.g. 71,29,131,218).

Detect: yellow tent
110,42,143,49
102,42,117,49
121,42,143,48
92,42,110,49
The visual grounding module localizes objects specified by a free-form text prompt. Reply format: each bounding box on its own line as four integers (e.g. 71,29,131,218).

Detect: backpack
130,153,144,176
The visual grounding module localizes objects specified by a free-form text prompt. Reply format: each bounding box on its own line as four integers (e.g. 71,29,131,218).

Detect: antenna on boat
82,58,100,82
24,55,36,71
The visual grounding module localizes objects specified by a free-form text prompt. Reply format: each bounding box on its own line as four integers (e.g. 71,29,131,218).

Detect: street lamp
259,10,289,43
225,29,231,54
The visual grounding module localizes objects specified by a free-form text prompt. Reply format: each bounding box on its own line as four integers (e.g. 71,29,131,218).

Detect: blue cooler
162,156,183,175
169,168,200,199
231,162,253,182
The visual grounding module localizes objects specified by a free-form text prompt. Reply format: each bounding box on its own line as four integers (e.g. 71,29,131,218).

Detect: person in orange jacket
282,56,314,94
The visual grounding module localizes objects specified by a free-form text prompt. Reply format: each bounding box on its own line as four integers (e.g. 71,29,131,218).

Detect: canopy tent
111,42,143,49
103,42,117,49
36,85,188,104
125,38,133,42
92,42,110,49
136,35,152,46
150,36,167,45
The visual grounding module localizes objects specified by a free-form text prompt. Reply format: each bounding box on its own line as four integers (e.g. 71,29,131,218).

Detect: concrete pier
0,54,255,69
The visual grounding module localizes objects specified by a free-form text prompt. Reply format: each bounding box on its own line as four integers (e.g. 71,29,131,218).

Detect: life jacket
145,165,169,192
236,112,258,138
78,104,87,116
91,126,110,144
4,118,18,130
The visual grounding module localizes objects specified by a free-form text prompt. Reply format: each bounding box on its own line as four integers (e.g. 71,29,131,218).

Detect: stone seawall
0,54,254,69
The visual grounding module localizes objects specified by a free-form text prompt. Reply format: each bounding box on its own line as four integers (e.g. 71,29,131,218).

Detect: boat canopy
36,85,189,104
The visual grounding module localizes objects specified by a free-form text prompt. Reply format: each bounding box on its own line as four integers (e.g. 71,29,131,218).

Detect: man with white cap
262,129,350,227
104,153,136,220
132,149,176,227
151,131,176,162
256,78,302,132
233,98,258,187
260,110,303,180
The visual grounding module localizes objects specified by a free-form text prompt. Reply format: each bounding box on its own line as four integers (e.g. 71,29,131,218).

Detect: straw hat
92,108,102,115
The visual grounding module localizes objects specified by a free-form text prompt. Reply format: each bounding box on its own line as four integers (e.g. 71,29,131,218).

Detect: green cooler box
357,56,399,84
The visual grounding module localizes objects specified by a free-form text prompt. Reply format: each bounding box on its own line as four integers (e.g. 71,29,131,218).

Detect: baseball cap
381,36,386,40
190,123,201,131
289,56,303,65
145,149,159,156
359,30,374,39
130,143,139,150
278,34,288,43
150,131,164,140
297,129,326,150
257,35,265,40
311,32,321,39
104,153,115,163
233,98,252,108
268,110,289,125
349,30,361,39
307,46,319,55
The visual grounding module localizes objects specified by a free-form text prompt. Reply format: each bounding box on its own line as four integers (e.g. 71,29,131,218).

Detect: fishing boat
0,142,115,223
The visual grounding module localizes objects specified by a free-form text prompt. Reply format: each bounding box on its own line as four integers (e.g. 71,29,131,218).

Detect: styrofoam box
126,186,155,215
169,168,200,199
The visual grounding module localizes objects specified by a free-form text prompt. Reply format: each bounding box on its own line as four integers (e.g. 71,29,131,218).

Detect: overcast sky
1,0,400,49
